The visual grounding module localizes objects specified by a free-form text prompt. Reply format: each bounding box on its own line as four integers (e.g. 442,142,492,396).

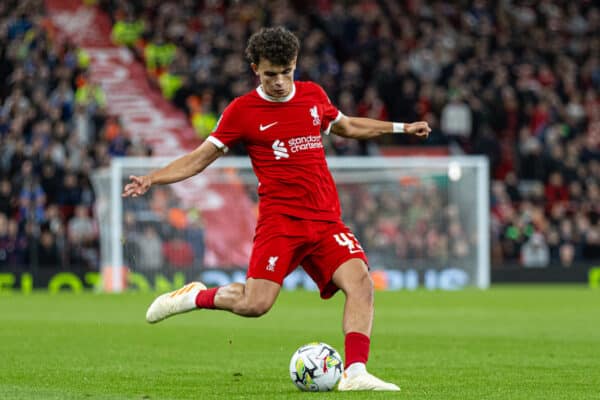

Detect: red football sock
195,287,219,309
344,332,370,369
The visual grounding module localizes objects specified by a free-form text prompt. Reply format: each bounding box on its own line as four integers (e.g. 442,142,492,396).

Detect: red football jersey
207,81,344,221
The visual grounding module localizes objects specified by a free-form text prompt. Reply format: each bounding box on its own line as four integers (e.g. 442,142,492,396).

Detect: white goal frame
93,156,489,292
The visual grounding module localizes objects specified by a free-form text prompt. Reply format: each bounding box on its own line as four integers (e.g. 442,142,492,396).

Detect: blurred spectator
163,233,194,270
75,76,107,114
188,95,218,139
521,233,550,268
158,63,185,100
19,178,46,224
68,205,96,245
2,218,28,266
39,162,62,205
184,209,205,269
583,227,600,260
58,173,82,208
31,230,61,269
104,117,132,156
144,33,176,78
44,205,64,237
111,11,144,47
441,92,473,144
136,225,164,272
0,180,15,217
0,213,9,265
544,172,569,211
559,243,576,268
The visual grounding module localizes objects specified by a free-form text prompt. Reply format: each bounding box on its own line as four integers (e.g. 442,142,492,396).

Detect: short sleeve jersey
208,81,344,222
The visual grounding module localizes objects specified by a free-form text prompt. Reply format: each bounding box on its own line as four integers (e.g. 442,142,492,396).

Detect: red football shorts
247,214,369,299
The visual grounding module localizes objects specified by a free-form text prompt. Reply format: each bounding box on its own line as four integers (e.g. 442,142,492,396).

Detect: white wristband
392,122,405,133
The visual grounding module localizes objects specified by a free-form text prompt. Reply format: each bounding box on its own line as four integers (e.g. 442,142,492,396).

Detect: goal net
92,156,489,292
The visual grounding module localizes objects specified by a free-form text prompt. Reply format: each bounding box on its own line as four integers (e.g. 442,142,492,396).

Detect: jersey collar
256,83,296,102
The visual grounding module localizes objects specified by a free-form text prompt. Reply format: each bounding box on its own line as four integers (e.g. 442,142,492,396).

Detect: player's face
252,58,296,98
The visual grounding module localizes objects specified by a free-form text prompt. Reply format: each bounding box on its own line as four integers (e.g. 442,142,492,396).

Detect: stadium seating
0,0,151,269
100,0,600,269
1,0,599,271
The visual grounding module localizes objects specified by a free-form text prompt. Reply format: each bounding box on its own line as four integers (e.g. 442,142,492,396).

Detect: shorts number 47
333,232,364,254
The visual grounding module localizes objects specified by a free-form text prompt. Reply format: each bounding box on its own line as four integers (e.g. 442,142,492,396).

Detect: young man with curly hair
123,27,430,391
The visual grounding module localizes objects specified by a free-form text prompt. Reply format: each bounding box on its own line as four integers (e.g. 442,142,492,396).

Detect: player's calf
212,278,281,317
231,298,273,317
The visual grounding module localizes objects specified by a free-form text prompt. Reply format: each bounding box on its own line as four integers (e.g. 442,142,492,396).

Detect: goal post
92,156,489,292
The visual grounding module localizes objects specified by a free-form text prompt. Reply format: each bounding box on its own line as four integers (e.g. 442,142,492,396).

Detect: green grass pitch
0,285,598,399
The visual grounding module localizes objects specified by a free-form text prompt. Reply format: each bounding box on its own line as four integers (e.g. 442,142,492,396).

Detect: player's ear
251,63,259,75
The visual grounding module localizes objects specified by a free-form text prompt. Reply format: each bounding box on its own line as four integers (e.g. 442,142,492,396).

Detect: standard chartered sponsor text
287,135,323,153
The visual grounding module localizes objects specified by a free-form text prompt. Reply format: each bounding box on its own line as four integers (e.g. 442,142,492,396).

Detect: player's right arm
122,140,222,197
123,98,242,198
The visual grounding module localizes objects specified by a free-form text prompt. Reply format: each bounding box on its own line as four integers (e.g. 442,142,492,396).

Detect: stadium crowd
1,0,599,271
0,0,151,270
121,186,206,277
100,0,600,269
338,180,475,270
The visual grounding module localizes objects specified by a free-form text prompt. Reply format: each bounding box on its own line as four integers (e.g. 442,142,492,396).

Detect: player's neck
256,83,296,103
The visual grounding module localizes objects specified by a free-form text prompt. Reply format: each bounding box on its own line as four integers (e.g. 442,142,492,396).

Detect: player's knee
355,272,374,303
364,273,374,294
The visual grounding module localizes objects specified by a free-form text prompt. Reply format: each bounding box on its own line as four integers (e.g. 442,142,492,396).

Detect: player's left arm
330,115,430,140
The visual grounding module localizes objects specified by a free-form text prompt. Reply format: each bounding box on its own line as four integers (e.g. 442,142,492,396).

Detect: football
289,342,344,391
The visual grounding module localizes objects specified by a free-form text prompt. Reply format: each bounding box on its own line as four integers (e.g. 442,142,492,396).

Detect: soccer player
122,27,430,391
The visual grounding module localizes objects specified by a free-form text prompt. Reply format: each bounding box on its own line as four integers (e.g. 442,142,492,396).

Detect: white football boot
145,282,207,323
337,364,400,391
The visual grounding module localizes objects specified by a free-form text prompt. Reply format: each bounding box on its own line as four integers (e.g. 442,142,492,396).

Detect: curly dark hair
245,27,300,66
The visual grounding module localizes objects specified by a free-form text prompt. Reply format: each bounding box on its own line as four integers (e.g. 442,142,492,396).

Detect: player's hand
406,121,431,138
122,175,152,198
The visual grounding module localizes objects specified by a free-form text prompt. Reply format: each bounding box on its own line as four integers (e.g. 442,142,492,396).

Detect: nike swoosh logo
259,122,278,131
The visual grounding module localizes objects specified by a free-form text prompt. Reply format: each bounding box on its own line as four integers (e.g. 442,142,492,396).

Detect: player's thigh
330,258,372,295
303,221,369,298
247,215,309,285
